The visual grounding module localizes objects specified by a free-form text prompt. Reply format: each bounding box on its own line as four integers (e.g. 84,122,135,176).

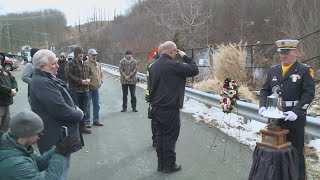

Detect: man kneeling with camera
0,110,79,180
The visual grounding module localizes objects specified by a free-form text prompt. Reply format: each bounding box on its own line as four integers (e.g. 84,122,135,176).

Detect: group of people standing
0,46,104,179
0,38,315,179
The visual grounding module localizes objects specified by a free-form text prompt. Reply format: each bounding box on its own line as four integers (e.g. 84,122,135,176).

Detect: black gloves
55,136,78,156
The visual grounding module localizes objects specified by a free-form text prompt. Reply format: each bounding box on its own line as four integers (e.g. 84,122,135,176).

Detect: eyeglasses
60,56,65,58
36,132,43,137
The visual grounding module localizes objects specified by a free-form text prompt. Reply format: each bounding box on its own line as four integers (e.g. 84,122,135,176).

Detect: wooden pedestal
256,128,291,150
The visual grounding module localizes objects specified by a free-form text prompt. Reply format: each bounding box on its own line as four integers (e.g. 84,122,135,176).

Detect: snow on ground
101,65,320,155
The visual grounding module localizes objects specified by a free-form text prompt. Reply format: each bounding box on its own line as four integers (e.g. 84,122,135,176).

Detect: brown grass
215,43,251,86
193,42,258,102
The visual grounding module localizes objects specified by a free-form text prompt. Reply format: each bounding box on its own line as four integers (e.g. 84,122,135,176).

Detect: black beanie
73,46,84,58
30,48,40,58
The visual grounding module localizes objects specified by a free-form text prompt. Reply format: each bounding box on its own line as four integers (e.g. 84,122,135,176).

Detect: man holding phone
0,110,79,179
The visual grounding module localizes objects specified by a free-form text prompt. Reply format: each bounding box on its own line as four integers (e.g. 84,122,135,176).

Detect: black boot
162,164,182,173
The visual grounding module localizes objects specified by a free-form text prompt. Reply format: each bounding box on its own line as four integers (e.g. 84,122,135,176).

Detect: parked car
0,52,19,71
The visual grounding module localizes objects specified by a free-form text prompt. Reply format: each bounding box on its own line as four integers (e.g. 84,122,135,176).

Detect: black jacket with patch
149,54,199,109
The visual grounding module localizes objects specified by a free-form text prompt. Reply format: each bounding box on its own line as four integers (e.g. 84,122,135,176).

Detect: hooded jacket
0,132,66,180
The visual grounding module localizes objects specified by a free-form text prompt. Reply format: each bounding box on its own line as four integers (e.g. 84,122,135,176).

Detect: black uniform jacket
149,54,199,109
260,61,315,127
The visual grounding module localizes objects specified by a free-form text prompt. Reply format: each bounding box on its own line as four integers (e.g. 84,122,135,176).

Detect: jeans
85,89,100,123
69,90,88,128
122,84,137,109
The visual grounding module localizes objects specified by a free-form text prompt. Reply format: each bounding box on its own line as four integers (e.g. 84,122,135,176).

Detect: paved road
11,68,253,180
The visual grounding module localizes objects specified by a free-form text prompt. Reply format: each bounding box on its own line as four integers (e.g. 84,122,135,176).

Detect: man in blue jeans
65,46,92,134
85,49,103,127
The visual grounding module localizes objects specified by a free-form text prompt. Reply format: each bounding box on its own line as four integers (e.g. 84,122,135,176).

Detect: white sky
0,0,132,26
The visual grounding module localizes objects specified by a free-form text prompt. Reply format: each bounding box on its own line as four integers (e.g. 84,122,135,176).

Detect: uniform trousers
153,107,180,169
279,119,305,180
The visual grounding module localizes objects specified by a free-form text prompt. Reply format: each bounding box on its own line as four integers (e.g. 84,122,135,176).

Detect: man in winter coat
21,48,39,105
84,49,103,127
0,110,79,180
65,46,92,134
56,52,68,83
0,53,18,132
30,49,84,179
119,50,139,112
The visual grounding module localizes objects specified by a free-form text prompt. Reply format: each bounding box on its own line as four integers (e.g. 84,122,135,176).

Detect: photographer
0,110,79,180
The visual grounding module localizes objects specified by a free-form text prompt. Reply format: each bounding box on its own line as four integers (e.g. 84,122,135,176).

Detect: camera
61,126,68,139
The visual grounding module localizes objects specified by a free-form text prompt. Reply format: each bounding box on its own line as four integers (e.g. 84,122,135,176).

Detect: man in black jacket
149,41,199,173
57,52,68,83
259,39,315,180
0,54,18,132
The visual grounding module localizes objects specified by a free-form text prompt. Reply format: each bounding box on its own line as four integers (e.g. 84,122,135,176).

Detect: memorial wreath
220,78,239,113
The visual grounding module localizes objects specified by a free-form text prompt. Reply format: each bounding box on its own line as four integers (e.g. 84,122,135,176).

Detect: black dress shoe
162,164,182,173
132,108,138,112
121,109,126,112
93,122,103,126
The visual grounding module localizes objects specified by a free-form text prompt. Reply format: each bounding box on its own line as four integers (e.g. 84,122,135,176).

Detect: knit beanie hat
73,46,84,58
9,110,44,137
30,48,40,58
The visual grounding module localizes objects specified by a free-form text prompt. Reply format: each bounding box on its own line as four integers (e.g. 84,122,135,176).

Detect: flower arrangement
220,78,239,113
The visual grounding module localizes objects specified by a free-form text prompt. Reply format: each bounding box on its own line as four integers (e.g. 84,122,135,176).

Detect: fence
101,63,320,140
98,29,320,88
98,47,211,84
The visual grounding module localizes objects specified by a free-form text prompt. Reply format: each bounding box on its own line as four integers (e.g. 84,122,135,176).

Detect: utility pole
5,22,13,51
41,33,49,49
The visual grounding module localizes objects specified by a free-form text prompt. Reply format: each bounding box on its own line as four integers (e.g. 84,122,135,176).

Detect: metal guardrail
101,63,320,139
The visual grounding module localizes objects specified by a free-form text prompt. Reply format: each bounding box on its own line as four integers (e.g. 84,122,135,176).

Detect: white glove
258,107,266,116
284,111,298,121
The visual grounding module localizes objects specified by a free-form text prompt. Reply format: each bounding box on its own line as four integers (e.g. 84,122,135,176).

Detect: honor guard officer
259,39,315,180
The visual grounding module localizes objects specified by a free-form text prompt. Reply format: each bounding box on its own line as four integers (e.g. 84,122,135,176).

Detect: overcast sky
0,0,133,26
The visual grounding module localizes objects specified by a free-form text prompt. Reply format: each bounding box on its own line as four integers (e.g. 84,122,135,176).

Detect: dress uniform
259,39,315,180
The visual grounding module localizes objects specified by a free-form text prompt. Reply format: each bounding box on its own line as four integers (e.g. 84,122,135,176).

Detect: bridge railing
101,63,320,140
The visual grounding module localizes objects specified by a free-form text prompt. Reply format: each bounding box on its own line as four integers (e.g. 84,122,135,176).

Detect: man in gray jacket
0,110,79,180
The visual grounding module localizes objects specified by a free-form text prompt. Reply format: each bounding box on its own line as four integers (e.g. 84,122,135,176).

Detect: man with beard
119,50,139,112
66,46,92,134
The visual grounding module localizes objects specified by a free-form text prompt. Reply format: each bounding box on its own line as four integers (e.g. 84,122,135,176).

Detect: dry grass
215,43,251,86
193,42,258,102
193,78,221,93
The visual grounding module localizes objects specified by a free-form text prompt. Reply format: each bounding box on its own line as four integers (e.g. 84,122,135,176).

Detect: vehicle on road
0,52,20,71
